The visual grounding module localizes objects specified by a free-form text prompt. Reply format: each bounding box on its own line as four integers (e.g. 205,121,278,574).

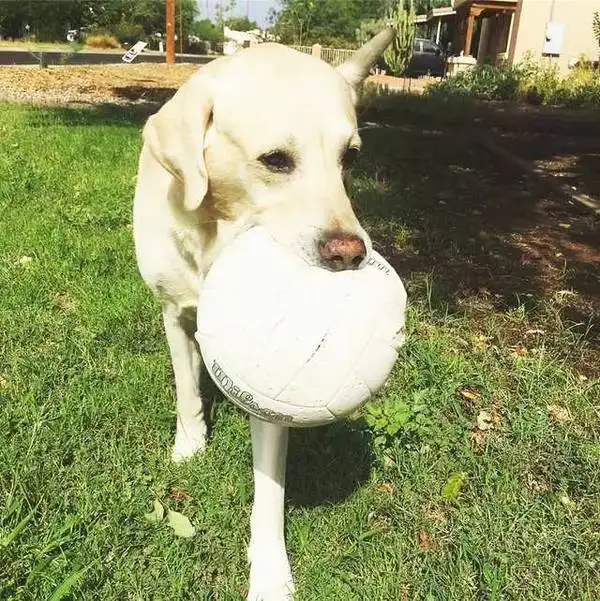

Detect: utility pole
166,0,175,64
179,0,183,54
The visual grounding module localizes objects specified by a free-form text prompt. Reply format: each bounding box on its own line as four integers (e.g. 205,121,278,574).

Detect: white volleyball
195,227,407,427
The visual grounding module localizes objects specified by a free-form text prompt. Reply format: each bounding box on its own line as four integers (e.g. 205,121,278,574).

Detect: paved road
0,49,215,66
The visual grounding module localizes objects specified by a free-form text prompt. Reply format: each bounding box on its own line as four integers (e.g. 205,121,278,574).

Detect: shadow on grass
112,86,177,105
286,420,373,507
354,94,600,361
23,101,156,128
20,97,600,361
198,360,372,507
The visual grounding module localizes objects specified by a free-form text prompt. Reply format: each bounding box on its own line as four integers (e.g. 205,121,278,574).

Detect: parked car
66,27,88,43
407,38,446,77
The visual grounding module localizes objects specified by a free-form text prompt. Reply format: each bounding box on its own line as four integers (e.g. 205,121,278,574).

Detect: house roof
429,6,457,18
452,0,516,7
415,6,457,23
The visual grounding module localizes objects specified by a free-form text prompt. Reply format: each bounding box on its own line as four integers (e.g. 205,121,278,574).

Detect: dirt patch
0,64,198,106
367,74,437,94
0,63,417,107
357,125,600,373
497,132,600,199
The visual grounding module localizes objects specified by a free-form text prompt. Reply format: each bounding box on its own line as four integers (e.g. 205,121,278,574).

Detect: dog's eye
258,150,295,173
342,147,360,168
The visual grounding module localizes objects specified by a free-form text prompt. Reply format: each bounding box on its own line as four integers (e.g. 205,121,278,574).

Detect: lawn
0,100,599,601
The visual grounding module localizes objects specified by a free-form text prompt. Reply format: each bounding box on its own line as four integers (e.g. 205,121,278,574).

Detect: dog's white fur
132,30,394,601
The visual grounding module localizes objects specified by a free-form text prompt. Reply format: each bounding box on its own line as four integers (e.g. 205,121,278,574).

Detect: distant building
222,26,278,54
416,0,600,73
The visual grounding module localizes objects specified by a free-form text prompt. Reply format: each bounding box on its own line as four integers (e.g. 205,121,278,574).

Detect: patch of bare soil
498,132,600,199
358,124,600,373
0,64,198,105
0,63,417,107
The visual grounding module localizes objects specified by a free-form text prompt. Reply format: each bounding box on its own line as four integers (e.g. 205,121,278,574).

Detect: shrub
558,64,600,107
113,21,146,46
190,19,224,43
85,33,120,49
516,51,561,103
427,53,600,108
427,62,522,101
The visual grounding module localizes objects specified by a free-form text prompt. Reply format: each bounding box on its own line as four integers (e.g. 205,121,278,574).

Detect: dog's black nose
319,232,366,271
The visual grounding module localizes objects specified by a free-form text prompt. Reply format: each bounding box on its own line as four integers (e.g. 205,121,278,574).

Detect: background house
419,0,600,73
507,0,599,71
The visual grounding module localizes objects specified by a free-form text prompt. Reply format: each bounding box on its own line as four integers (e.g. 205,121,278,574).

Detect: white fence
289,44,355,67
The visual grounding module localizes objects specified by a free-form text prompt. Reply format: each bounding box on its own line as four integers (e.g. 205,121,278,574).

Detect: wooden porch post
463,8,475,56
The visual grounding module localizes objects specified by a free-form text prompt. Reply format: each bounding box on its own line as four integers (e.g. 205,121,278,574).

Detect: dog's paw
247,545,294,601
171,418,207,462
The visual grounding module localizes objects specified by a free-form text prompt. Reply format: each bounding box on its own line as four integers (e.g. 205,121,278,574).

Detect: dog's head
143,29,395,272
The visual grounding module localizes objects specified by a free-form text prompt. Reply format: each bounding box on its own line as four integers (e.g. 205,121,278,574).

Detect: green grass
1,102,599,601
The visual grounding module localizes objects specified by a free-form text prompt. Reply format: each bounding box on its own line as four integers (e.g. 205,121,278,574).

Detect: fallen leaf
169,487,192,501
548,405,572,425
526,473,550,493
441,472,467,501
0,375,6,389
426,508,447,525
525,328,546,336
367,511,392,531
167,509,196,538
416,530,434,552
558,492,576,509
558,222,571,229
470,333,492,350
470,429,487,447
17,255,33,266
382,453,396,469
476,410,494,431
144,499,164,524
510,342,527,357
456,386,481,405
376,481,396,496
54,292,75,311
490,403,502,426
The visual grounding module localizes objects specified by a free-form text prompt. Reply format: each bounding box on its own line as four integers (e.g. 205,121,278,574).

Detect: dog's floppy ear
143,70,214,212
336,27,396,90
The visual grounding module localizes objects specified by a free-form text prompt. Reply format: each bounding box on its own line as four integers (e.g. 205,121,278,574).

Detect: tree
225,16,258,31
269,0,385,47
383,0,416,75
191,19,224,42
269,0,315,45
0,0,197,42
214,0,237,27
594,11,600,53
414,0,450,13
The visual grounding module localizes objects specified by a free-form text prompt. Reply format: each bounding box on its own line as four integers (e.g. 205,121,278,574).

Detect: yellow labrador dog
133,29,395,601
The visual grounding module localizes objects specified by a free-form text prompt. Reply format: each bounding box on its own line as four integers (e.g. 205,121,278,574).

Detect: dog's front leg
162,305,207,462
247,417,294,601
